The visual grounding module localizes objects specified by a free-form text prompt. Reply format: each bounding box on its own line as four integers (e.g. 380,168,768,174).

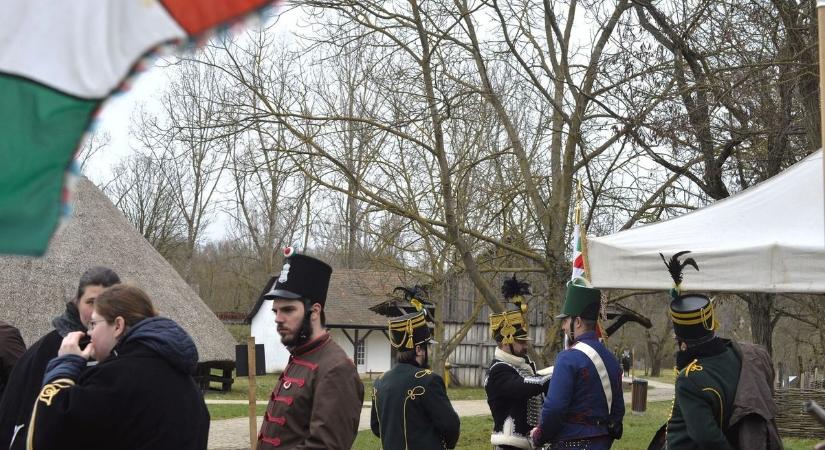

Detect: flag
571,223,586,280
0,0,277,256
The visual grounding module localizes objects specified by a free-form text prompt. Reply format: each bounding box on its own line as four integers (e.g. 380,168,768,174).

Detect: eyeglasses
87,319,110,332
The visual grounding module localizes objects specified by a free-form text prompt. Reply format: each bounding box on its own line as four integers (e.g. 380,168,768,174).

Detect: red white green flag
0,0,277,256
571,223,586,280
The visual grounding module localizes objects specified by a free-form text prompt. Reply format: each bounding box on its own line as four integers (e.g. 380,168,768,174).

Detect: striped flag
571,223,586,280
0,0,277,256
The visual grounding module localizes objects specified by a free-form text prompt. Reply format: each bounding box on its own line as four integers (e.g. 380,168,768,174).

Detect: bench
195,361,236,392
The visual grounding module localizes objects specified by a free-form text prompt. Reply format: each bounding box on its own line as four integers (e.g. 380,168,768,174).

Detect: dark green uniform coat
666,342,741,450
371,363,460,449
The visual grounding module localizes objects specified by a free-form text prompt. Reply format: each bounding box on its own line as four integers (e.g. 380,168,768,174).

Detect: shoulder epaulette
678,359,703,378
37,379,75,406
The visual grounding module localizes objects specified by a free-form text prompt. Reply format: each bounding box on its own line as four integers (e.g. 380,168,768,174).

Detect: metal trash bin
631,379,648,415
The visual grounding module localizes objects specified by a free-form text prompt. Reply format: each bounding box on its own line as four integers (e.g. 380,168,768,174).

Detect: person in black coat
371,288,460,450
0,266,120,450
27,284,209,450
485,275,551,450
0,321,25,398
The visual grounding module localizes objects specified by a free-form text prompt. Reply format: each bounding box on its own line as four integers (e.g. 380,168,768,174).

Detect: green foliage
225,323,250,344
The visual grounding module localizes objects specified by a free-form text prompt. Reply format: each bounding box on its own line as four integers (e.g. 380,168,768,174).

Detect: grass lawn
642,370,677,385
352,401,820,450
208,404,265,420
205,374,282,401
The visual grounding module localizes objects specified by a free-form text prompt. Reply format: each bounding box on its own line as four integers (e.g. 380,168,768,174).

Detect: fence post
247,336,257,449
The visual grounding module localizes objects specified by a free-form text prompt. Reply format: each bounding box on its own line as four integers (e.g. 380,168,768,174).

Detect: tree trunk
746,292,776,357
346,182,357,269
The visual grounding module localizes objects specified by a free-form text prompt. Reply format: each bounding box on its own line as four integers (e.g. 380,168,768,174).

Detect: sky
82,7,302,241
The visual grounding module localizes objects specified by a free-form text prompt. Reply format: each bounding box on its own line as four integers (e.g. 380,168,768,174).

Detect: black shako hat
670,293,716,344
660,251,717,345
389,310,433,350
388,285,435,350
264,247,333,306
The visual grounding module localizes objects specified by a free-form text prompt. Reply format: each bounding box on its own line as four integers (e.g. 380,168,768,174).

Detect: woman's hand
58,331,95,360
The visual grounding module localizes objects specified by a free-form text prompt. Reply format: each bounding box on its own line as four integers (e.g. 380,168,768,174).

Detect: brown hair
95,285,158,327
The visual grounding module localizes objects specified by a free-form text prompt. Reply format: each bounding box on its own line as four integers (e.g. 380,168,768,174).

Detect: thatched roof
0,177,235,363
326,269,408,328
247,269,409,329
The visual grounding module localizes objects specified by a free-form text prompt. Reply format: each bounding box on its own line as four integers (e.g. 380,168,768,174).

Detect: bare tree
131,59,232,282
631,0,818,355
76,130,111,174
104,152,185,259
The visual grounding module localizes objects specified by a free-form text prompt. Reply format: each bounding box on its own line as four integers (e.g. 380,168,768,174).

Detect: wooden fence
775,388,825,439
443,322,546,387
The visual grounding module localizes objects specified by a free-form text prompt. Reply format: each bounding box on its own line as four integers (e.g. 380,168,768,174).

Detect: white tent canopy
588,150,825,293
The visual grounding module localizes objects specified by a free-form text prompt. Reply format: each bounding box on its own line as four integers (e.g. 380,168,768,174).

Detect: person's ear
113,316,126,338
311,303,322,319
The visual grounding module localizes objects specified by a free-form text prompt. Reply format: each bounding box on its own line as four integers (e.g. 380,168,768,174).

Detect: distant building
245,269,650,384
246,269,407,374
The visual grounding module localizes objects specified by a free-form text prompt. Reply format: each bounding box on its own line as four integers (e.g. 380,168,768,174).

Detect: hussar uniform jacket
484,348,550,449
666,340,741,450
370,362,460,449
536,331,624,449
257,333,364,449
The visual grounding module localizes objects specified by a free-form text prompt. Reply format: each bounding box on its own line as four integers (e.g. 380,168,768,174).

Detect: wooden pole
575,179,593,279
247,336,257,449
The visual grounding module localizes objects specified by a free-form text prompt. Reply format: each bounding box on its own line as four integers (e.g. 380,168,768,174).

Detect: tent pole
819,2,825,235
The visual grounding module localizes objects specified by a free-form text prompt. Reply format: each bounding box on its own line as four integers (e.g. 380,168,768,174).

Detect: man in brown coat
256,248,364,450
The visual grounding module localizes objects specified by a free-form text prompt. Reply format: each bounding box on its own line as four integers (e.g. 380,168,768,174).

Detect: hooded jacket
28,316,209,450
0,303,86,450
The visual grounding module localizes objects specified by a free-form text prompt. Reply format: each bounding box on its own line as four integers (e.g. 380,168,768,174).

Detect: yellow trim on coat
403,386,426,450
27,379,76,450
702,387,725,428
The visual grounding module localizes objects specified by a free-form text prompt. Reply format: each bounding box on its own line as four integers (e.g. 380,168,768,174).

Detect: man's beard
280,309,312,349
512,344,528,358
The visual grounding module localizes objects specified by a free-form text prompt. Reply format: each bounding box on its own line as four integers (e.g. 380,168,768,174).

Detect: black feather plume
392,285,430,309
501,274,531,299
659,251,700,286
394,286,427,300
412,285,429,301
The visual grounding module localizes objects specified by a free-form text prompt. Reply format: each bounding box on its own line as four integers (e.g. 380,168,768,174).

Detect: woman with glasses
0,266,120,450
26,284,209,450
